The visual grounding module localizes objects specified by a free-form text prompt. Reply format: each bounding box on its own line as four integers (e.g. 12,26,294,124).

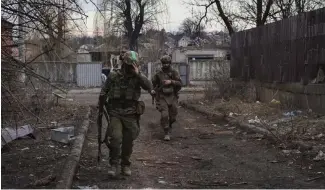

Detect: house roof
78,44,94,53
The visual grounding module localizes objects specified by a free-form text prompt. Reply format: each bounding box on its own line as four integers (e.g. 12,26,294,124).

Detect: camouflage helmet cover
160,55,171,63
122,51,139,65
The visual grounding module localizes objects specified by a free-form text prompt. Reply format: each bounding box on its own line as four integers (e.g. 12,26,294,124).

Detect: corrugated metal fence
231,7,325,83
31,62,103,87
76,62,102,87
189,60,230,80
31,62,76,83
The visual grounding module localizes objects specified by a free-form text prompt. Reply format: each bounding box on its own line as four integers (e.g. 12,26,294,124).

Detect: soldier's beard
162,64,171,71
122,64,135,75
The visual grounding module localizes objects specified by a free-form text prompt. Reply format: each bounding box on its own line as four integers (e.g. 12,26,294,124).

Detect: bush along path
71,97,324,189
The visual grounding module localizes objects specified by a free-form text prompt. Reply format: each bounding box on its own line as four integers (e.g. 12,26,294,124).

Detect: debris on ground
30,175,56,187
269,117,294,125
313,151,325,161
270,99,281,104
229,112,241,117
1,125,35,148
2,104,88,189
184,97,325,158
305,175,325,182
248,116,262,124
230,182,248,186
191,156,203,160
50,126,75,144
158,180,167,185
283,110,302,117
269,160,285,163
316,133,324,139
77,185,99,189
282,149,301,154
154,161,179,165
188,180,229,187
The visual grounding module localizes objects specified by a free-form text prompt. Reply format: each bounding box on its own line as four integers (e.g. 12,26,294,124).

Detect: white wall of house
178,37,190,47
186,49,227,58
77,53,92,62
172,49,187,62
172,49,228,63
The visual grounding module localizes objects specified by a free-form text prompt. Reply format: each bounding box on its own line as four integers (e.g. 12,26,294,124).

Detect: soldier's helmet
121,51,139,66
160,55,172,64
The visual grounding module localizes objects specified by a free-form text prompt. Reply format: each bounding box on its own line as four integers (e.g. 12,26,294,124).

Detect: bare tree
1,0,87,126
179,17,206,38
295,0,325,13
272,0,325,20
187,0,324,35
186,0,275,35
100,0,167,51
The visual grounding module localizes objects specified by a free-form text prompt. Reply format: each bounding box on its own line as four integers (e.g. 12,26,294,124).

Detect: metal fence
31,61,103,87
230,7,325,83
189,59,230,81
31,62,76,83
76,62,102,87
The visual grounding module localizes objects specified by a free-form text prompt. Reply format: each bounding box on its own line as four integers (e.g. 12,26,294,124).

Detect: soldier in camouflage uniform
151,55,182,141
98,50,153,177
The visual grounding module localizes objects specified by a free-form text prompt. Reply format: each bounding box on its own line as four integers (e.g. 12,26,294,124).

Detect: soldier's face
123,63,137,74
162,62,171,69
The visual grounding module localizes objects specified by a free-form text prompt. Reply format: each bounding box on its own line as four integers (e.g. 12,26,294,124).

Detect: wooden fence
230,7,325,83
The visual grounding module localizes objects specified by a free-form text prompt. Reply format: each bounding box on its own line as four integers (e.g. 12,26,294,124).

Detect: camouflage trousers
156,97,178,135
109,116,140,166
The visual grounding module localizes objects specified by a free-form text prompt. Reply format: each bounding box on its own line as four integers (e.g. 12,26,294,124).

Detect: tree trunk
214,0,234,35
256,0,263,26
129,38,137,51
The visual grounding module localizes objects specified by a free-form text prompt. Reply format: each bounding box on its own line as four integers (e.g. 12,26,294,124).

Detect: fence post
148,62,152,79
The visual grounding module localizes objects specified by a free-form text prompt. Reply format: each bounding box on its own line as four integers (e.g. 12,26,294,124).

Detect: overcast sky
78,0,221,36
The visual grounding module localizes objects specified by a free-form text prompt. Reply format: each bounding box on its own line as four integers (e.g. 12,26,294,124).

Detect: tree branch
261,0,274,25
214,0,234,35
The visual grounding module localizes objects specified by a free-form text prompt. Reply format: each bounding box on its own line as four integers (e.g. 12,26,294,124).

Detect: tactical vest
108,71,141,101
157,70,175,95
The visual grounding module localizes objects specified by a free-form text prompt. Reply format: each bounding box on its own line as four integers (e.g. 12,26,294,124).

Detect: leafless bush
204,60,249,101
1,0,87,127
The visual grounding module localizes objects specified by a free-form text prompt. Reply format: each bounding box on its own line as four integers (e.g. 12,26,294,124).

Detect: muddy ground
72,94,325,189
1,104,88,189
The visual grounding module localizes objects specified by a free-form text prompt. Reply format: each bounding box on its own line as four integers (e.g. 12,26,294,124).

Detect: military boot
163,125,171,141
164,133,171,141
107,165,119,177
121,166,131,176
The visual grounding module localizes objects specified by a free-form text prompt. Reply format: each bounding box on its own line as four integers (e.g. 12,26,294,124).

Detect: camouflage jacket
151,68,182,97
99,70,152,116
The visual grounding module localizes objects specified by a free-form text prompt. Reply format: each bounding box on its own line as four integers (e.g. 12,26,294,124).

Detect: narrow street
71,93,324,189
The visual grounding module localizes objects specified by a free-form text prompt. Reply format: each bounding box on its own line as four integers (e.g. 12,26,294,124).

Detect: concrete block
51,126,75,144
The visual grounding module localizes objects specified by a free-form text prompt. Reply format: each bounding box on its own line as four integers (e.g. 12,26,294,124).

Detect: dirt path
72,95,325,189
